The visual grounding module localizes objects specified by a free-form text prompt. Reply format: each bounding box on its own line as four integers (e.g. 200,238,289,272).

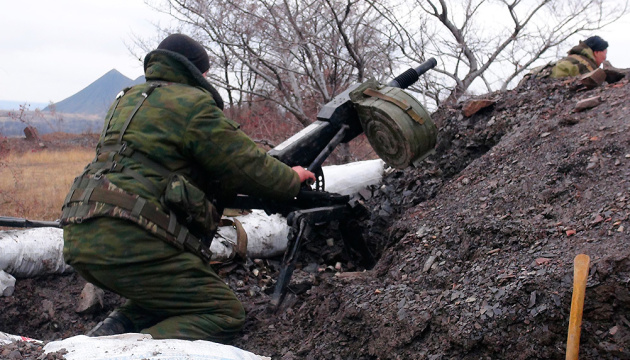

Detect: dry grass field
0,148,93,221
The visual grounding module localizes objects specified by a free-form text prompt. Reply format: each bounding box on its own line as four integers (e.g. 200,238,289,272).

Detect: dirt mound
234,76,630,359
2,75,630,359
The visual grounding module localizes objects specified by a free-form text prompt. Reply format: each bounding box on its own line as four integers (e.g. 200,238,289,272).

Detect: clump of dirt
2,74,630,359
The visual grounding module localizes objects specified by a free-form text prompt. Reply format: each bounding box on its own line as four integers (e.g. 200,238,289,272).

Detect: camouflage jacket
550,42,598,79
63,50,301,266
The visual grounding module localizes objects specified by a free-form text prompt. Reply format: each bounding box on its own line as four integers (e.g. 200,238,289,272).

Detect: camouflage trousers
72,251,245,343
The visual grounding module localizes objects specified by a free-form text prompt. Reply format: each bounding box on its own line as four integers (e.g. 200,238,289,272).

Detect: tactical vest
60,82,216,263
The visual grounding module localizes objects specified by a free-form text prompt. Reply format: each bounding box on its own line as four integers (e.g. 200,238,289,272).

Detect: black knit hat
584,35,609,52
157,34,210,73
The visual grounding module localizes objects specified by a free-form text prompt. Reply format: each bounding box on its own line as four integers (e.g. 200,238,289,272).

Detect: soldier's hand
292,166,316,183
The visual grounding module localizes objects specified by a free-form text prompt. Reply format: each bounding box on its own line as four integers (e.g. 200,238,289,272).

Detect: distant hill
45,69,144,116
0,70,145,137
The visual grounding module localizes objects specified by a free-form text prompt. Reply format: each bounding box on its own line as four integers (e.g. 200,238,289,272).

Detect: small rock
592,215,604,225
529,291,537,308
579,68,606,89
610,325,618,335
358,188,372,200
462,99,495,117
423,255,437,273
75,282,104,314
575,96,602,112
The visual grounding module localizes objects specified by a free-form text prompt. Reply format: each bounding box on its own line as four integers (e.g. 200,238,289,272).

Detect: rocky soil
1,73,630,359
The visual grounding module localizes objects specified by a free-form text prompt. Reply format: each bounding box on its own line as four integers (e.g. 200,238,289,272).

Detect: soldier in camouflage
550,35,609,78
61,34,315,342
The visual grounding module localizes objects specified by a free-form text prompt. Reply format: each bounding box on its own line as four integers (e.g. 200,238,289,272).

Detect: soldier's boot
86,310,134,337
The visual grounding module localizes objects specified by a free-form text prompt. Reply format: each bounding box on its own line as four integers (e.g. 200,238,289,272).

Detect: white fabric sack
0,270,16,297
322,158,385,195
43,334,270,360
215,211,290,259
0,331,39,345
213,159,386,259
0,160,386,278
0,227,71,278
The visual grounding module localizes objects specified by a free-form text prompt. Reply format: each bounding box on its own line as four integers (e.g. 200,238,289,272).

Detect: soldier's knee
226,300,246,330
206,303,245,343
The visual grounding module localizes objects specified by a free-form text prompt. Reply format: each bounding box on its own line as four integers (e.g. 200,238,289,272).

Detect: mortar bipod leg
270,216,308,309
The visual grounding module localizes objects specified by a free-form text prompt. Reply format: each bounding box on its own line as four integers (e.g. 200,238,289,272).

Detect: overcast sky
1,1,629,105
0,0,171,104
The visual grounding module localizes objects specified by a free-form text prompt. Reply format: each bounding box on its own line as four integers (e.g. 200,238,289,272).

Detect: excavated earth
1,74,630,359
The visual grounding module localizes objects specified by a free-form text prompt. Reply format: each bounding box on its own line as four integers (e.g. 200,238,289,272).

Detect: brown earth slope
1,74,629,359
237,75,630,359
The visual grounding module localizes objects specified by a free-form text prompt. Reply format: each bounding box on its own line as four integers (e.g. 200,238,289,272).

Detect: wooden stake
566,254,590,360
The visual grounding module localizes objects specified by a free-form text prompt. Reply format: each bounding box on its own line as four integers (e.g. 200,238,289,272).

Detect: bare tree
368,0,629,106
143,0,396,128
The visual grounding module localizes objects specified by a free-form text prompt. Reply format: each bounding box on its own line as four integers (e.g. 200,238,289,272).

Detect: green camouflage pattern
163,173,221,238
71,250,245,342
61,174,215,261
62,50,300,341
551,42,597,78
62,175,164,237
64,50,301,265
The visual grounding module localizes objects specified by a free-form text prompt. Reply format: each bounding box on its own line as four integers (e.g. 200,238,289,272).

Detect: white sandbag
323,159,385,195
215,211,290,259
0,227,72,278
0,331,39,345
0,160,386,277
0,270,16,296
43,333,270,360
213,159,386,258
